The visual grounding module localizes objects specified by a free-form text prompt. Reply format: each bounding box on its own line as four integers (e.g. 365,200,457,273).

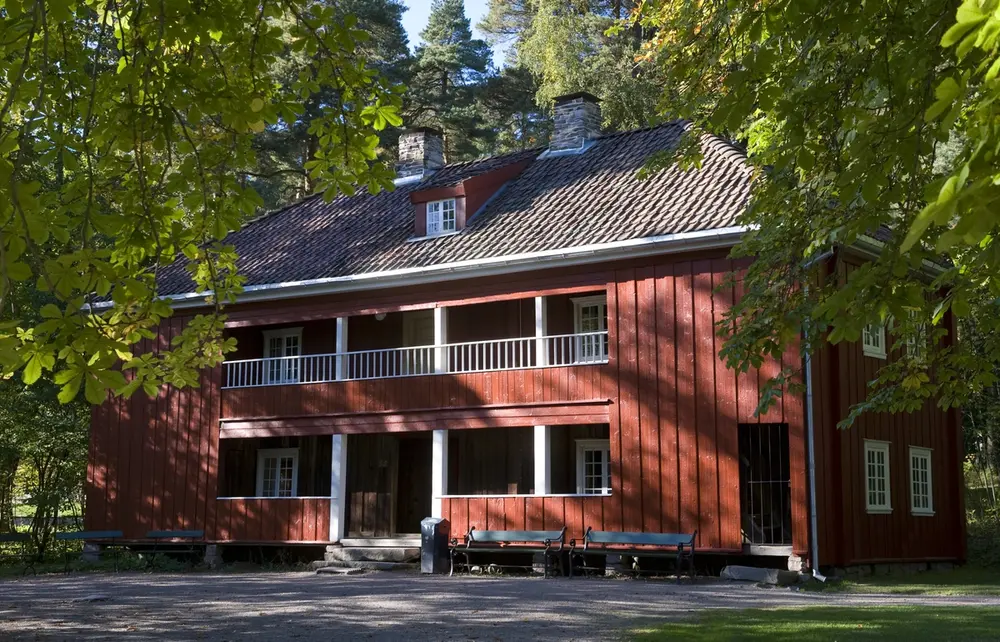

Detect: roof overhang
137,226,748,311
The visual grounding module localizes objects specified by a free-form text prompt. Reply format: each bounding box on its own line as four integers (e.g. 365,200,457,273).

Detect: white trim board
97,227,747,310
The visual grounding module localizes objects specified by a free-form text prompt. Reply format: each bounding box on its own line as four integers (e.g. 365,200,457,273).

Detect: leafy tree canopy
634,0,1000,424
482,0,660,130
0,0,402,404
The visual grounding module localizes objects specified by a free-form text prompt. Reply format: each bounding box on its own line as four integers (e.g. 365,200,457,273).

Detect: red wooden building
86,93,965,571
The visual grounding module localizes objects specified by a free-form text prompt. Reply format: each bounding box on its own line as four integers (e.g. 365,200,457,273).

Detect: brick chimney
550,92,602,152
396,128,444,179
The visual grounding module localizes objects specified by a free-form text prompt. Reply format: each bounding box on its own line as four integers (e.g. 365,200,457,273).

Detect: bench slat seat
56,530,126,571
450,527,566,578
468,530,563,544
0,533,29,543
569,528,697,581
584,531,695,548
55,530,124,541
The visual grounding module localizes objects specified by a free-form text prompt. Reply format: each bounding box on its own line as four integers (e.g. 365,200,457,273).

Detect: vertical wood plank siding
810,260,965,566
86,252,962,564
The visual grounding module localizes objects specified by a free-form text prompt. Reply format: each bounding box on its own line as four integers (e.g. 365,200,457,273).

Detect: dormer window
426,198,457,236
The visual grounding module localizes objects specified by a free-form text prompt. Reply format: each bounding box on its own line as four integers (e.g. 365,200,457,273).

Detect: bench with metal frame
569,528,697,581
449,527,566,578
145,530,205,567
0,532,34,575
55,530,125,572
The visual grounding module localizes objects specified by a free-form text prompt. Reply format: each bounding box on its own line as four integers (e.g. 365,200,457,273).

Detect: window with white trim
256,448,299,497
263,328,302,384
572,295,609,363
864,440,891,513
862,323,886,359
909,446,934,515
576,439,611,495
426,198,457,236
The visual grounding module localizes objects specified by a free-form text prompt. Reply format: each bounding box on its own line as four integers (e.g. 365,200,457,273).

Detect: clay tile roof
156,122,752,297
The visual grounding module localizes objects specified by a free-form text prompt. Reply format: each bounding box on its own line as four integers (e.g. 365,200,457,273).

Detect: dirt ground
2,570,999,641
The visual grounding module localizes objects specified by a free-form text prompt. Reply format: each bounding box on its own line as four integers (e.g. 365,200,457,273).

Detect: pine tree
477,65,550,154
408,0,493,161
252,0,411,209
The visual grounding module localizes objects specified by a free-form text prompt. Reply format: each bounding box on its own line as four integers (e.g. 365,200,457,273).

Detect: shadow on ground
2,572,999,641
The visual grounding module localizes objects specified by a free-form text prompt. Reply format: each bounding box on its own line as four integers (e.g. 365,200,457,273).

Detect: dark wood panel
220,365,611,420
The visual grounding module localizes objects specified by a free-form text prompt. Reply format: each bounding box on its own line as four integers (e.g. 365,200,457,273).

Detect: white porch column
330,316,349,542
433,306,448,374
431,429,448,518
329,434,347,542
335,316,349,379
534,296,551,495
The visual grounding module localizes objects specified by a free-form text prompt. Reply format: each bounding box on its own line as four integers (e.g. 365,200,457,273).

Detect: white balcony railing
222,331,609,389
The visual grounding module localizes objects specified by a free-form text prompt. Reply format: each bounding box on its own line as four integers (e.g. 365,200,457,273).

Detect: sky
401,0,503,66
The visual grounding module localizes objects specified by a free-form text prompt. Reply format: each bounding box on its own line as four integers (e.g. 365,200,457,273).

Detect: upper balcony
223,331,608,389
219,292,614,426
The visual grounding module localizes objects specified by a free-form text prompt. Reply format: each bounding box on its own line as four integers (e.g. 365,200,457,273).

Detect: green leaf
57,374,82,404
84,374,106,405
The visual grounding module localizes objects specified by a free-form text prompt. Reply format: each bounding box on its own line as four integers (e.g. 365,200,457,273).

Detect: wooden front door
346,434,399,537
395,435,432,534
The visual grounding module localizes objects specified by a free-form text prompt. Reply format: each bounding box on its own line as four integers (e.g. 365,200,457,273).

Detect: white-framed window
572,295,609,363
862,323,886,359
256,448,299,498
909,446,934,515
426,198,457,236
864,439,892,513
576,439,611,495
263,328,302,384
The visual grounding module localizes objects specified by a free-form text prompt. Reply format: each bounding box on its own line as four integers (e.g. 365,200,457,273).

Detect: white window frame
909,446,934,516
263,327,302,384
862,322,886,359
864,439,892,514
575,438,611,495
256,447,299,498
425,198,457,236
572,294,609,363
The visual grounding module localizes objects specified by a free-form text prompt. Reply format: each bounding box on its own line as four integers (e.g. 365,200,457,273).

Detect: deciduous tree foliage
0,0,402,403
481,0,660,130
634,0,1000,424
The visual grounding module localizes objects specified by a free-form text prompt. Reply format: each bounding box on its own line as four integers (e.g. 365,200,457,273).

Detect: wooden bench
145,530,205,567
0,532,33,575
55,530,125,571
450,527,566,578
569,528,697,581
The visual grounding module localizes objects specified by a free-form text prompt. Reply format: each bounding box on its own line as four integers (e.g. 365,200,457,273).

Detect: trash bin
420,517,451,574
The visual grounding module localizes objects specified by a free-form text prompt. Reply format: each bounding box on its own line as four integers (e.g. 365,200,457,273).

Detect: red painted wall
85,250,963,565
810,259,965,567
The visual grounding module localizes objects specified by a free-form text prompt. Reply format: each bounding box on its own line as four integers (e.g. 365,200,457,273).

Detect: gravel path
1,571,999,641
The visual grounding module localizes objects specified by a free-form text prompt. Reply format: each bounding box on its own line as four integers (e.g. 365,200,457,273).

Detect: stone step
324,546,419,564
314,560,419,573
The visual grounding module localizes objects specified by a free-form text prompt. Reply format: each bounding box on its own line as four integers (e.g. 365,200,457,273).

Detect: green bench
145,530,205,567
55,530,125,571
450,527,566,578
569,528,697,581
0,532,34,575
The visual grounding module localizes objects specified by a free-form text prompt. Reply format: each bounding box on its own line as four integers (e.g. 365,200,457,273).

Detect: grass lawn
805,566,1000,596
632,606,1000,641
